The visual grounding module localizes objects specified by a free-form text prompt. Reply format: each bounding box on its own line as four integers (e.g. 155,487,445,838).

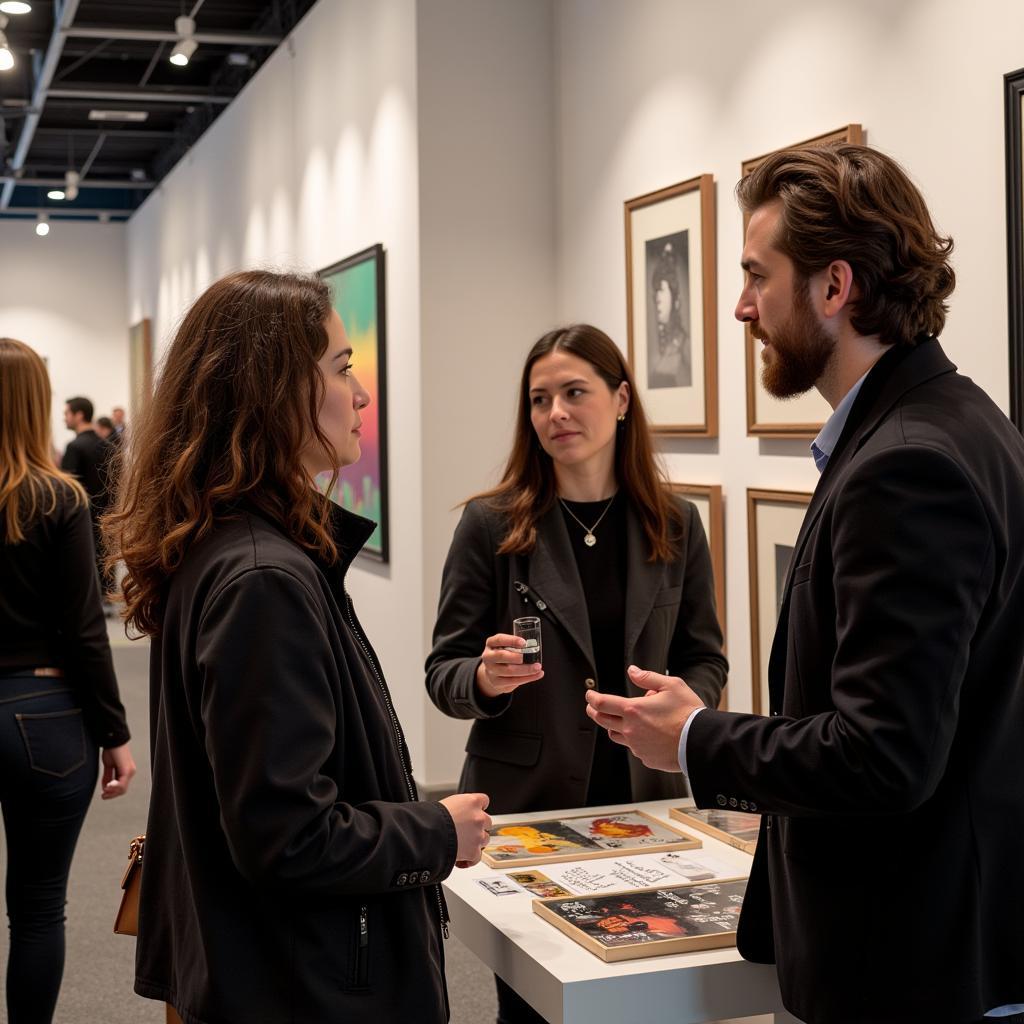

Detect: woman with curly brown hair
105,270,490,1024
0,336,135,1024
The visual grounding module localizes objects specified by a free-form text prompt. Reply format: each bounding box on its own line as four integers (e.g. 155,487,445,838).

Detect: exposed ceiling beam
1,0,84,210
0,207,131,219
34,127,176,139
66,27,283,46
0,175,155,190
47,87,233,105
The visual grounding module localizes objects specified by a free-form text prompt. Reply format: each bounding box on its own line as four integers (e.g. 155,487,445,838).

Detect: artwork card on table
482,810,700,868
533,878,747,962
539,847,751,896
669,808,761,855
476,876,524,897
506,870,573,899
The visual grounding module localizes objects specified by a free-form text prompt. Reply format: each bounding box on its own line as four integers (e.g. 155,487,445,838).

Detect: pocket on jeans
16,709,88,777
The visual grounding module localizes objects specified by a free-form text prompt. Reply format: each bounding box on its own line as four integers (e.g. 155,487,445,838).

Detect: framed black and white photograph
741,125,863,438
1004,68,1024,432
625,174,717,436
747,489,811,716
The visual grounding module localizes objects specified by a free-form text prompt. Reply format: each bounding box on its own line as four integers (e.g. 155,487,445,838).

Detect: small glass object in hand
512,616,542,664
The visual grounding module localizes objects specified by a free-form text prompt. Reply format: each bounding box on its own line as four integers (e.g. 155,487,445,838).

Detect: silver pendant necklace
559,495,616,547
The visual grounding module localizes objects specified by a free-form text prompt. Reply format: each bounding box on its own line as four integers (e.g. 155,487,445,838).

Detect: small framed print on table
533,877,746,962
625,173,717,436
747,488,811,716
741,125,863,438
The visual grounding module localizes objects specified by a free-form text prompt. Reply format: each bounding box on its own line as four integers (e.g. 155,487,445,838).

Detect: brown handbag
114,834,145,936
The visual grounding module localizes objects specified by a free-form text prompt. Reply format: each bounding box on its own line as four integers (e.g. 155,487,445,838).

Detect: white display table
442,798,801,1024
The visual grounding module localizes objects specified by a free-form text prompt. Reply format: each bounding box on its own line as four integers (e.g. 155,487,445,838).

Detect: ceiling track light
0,15,14,72
35,212,49,236
64,169,79,201
169,15,197,67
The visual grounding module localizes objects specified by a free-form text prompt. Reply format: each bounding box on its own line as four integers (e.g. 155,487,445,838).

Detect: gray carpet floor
0,630,766,1024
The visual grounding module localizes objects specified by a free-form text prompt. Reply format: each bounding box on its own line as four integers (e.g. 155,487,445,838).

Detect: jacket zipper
355,904,369,986
344,590,450,940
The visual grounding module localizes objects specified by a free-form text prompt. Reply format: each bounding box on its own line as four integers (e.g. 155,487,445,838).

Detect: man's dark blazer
427,495,727,814
687,338,1024,1024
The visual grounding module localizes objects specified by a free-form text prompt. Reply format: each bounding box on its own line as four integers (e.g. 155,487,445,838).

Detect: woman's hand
100,743,137,799
439,792,493,868
475,634,544,699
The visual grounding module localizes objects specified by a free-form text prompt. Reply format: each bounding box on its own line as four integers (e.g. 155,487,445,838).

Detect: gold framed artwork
128,318,153,415
625,173,717,437
747,488,812,717
741,125,864,438
482,810,701,869
533,877,746,962
669,807,759,855
670,483,725,642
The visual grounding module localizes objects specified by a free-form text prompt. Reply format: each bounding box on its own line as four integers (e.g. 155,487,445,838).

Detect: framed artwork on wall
128,318,153,416
317,244,389,562
671,482,725,641
1004,68,1024,433
741,124,863,438
747,488,811,717
625,173,717,437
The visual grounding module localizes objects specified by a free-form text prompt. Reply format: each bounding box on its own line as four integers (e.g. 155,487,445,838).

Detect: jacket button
408,871,419,884
749,802,758,813
728,797,738,808
397,873,408,886
716,794,727,806
535,600,547,611
740,800,749,811
584,678,597,689
420,871,430,882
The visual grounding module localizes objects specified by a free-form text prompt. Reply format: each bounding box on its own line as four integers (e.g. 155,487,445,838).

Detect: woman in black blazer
426,323,727,1024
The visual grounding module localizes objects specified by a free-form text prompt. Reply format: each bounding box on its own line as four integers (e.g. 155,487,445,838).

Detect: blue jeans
0,674,98,1024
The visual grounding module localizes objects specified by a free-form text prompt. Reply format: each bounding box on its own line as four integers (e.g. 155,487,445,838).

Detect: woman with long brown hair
426,322,726,1024
0,337,135,1024
104,270,490,1024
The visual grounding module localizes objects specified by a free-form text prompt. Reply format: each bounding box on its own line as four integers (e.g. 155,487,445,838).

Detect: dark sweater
0,481,129,747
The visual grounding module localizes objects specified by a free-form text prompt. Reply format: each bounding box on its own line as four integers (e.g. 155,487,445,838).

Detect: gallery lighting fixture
0,2,31,14
89,109,148,123
64,170,79,201
169,16,198,67
35,213,49,236
0,16,14,72
47,189,65,200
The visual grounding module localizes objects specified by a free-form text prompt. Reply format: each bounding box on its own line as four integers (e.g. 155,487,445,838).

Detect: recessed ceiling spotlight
0,15,14,72
0,3,31,15
35,212,49,236
47,189,65,200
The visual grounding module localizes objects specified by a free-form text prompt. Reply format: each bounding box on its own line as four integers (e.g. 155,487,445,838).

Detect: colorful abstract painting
317,244,389,561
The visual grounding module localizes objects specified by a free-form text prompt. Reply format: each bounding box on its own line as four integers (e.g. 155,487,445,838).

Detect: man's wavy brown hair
737,143,955,346
104,270,338,637
471,323,685,562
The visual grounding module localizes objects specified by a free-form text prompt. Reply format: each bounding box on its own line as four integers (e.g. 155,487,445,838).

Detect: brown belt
32,667,64,678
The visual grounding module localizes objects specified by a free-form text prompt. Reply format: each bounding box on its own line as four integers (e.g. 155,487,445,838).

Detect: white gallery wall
0,220,128,451
124,0,557,787
553,0,1024,718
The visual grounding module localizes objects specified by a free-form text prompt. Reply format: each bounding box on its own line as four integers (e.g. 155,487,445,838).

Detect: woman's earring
617,413,626,422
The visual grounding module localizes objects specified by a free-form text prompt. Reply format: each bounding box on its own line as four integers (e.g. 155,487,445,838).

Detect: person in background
426,322,727,1024
586,144,1024,1024
104,270,492,1024
95,416,115,442
110,406,127,436
61,395,112,589
0,337,135,1024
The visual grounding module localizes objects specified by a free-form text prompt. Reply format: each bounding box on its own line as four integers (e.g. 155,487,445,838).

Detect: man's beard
753,280,836,399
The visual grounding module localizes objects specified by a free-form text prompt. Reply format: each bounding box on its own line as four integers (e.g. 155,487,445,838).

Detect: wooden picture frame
625,173,717,436
1005,69,1024,432
747,488,812,716
533,877,746,962
669,807,759,855
670,483,725,641
742,125,864,438
482,810,701,869
317,244,390,562
128,318,153,416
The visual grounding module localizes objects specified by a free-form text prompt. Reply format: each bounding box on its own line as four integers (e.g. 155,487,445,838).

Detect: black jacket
135,504,458,1024
61,429,112,512
426,495,727,814
0,481,128,746
688,340,1024,1023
